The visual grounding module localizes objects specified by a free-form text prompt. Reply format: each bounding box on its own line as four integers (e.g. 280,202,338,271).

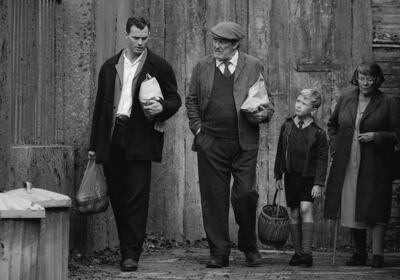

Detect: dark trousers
196,133,259,256
103,124,152,261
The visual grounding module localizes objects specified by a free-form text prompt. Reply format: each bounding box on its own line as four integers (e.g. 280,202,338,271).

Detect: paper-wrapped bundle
240,73,269,114
139,74,165,132
139,74,163,105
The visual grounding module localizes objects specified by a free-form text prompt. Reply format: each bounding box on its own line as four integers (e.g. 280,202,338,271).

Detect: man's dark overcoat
89,49,181,163
324,88,400,223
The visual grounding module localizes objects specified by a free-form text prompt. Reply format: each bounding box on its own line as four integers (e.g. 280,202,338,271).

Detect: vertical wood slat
37,210,70,280
352,0,373,66
331,0,357,249
183,0,207,242
55,0,65,144
0,220,41,280
248,0,272,233
329,4,353,251
162,0,186,241
0,0,11,186
86,0,119,252
262,0,291,213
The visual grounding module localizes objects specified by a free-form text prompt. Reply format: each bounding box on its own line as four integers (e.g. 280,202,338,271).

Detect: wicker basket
258,189,290,248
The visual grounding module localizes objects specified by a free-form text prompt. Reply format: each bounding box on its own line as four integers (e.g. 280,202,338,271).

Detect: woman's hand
311,185,322,198
88,151,96,160
358,132,374,143
275,179,283,190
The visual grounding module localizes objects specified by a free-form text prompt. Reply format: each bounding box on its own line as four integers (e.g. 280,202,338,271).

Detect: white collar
124,49,146,66
294,116,314,128
216,50,239,67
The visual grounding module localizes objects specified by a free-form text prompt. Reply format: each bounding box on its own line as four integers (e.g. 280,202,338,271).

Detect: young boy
274,89,328,267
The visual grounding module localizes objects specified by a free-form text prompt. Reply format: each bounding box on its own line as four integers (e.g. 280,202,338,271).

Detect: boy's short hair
299,89,322,109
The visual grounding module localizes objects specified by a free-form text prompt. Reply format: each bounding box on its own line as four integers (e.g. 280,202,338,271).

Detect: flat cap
210,21,245,41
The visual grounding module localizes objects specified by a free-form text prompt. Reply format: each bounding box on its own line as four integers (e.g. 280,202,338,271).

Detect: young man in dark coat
186,21,274,268
88,16,181,271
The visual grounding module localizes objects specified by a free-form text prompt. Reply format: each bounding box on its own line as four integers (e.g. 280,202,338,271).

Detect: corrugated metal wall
10,0,58,145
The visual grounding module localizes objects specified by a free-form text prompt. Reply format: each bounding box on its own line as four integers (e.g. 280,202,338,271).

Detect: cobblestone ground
69,248,400,280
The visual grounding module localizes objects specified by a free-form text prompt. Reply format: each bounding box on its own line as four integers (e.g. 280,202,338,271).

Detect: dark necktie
223,61,231,77
298,120,304,129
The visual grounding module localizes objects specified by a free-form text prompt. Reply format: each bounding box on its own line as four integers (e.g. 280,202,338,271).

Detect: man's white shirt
117,49,145,117
215,50,238,75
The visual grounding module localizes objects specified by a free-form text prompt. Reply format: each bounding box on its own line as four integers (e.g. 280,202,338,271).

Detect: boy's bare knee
300,203,312,217
289,207,301,223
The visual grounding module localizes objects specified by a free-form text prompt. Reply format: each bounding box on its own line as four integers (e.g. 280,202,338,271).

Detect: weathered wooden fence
89,0,373,250
1,0,399,252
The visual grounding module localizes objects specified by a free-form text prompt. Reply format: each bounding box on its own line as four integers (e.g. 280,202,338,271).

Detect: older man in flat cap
186,21,274,268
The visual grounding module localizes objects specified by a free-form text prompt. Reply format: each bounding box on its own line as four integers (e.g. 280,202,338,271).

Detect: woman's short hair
350,62,385,87
299,89,322,109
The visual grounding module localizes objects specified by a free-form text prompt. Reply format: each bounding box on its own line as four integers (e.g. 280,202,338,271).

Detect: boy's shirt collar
293,116,313,129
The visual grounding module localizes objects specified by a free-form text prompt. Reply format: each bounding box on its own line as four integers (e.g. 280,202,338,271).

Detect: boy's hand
311,185,322,198
275,179,283,190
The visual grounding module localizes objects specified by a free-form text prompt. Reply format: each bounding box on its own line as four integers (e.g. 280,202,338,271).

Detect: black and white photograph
0,0,399,279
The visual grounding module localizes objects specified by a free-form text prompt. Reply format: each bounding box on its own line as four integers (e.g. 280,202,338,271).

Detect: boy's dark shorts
284,173,314,208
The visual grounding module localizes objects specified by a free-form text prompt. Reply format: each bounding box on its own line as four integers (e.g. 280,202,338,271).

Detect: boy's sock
301,222,314,255
372,225,385,256
352,228,367,255
290,223,302,254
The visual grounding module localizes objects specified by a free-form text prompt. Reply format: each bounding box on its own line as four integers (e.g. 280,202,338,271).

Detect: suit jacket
89,49,181,163
185,52,274,151
274,117,328,186
324,88,400,223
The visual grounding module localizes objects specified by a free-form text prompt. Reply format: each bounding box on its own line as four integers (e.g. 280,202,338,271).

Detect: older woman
325,62,400,268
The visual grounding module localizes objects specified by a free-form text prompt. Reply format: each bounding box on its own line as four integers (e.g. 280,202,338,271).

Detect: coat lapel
347,89,358,126
131,49,148,100
360,90,382,124
201,57,215,116
114,53,124,112
234,51,245,84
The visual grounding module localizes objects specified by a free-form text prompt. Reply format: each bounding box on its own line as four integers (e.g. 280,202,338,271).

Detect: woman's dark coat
324,88,400,224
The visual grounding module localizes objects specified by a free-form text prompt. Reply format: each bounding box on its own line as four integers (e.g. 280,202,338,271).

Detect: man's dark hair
126,16,150,33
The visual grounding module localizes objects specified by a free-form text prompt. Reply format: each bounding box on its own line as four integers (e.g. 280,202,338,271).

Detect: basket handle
273,189,282,218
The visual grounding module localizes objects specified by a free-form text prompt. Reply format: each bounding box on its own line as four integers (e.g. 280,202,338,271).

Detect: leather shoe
244,249,263,267
345,252,367,266
206,255,229,268
289,253,302,266
120,258,138,272
371,255,384,268
299,253,313,267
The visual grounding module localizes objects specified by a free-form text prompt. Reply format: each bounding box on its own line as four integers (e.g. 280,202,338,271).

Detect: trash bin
7,184,71,280
0,192,45,280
